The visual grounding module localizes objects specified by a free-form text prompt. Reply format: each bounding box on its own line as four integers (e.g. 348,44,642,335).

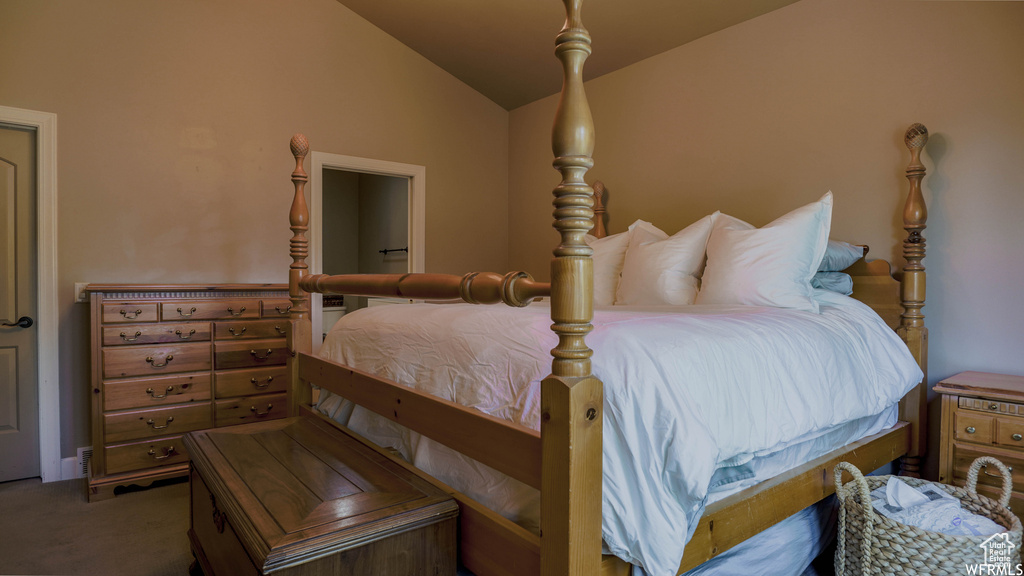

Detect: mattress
315,289,922,576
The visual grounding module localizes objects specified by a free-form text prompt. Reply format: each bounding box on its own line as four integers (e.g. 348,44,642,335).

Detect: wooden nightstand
937,371,1024,518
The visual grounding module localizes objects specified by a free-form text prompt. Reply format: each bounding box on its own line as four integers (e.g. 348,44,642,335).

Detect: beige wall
0,0,509,457
509,0,1024,476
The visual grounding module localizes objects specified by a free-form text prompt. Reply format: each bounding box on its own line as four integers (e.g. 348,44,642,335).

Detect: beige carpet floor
0,477,192,576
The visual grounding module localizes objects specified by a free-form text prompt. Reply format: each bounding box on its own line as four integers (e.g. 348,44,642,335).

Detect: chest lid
185,416,458,572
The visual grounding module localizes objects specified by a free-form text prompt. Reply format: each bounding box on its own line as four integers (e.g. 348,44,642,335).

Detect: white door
0,123,39,481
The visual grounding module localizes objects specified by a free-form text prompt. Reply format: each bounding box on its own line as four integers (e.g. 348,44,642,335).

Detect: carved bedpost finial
289,134,311,321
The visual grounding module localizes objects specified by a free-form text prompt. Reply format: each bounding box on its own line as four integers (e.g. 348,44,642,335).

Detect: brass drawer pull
251,376,274,389
228,327,247,337
175,328,196,340
274,305,292,315
250,349,273,361
1013,434,1023,442
146,355,174,368
966,426,977,434
982,464,1013,477
146,416,174,430
120,309,143,319
176,307,197,318
120,331,142,342
147,446,176,460
226,306,246,317
990,403,1000,410
250,404,273,417
146,385,174,399
274,325,286,335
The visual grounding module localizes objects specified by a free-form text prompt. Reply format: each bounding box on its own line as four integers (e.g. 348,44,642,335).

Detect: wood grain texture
299,353,541,490
185,417,458,575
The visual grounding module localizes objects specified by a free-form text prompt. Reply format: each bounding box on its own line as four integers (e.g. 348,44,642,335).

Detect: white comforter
316,290,922,576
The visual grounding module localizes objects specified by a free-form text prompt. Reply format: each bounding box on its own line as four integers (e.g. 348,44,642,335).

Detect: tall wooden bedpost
287,134,313,415
898,123,929,477
541,0,602,575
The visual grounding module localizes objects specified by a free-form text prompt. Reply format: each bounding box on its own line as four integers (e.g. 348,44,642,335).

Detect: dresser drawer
954,411,994,444
215,367,288,398
190,469,260,576
104,403,213,443
103,342,211,378
215,393,287,426
161,299,260,321
213,320,290,341
262,299,293,319
105,435,190,474
102,322,211,346
102,303,159,324
214,339,287,370
103,374,211,411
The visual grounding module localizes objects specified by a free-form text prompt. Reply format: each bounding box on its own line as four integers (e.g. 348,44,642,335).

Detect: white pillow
584,231,629,306
818,240,865,271
584,220,667,306
696,192,834,313
615,214,716,306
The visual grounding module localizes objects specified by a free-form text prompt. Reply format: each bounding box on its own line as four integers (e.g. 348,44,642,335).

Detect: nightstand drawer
161,299,261,321
997,417,1024,448
213,320,289,341
955,411,994,444
105,436,191,474
102,322,211,346
103,374,211,411
214,339,287,370
104,403,213,443
215,367,288,398
102,303,159,324
103,342,211,378
952,445,1024,491
214,393,287,426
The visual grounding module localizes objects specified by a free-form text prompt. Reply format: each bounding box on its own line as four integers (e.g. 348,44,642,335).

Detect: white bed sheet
315,290,922,576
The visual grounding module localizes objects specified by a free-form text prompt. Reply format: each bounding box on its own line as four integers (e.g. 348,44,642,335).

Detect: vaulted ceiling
336,0,800,110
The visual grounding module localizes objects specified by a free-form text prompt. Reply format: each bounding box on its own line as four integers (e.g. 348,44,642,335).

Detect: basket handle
966,456,1013,508
834,462,874,576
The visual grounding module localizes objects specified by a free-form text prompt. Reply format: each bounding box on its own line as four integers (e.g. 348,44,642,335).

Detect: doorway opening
309,152,425,355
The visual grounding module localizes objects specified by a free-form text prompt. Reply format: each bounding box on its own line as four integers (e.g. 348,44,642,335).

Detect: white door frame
309,152,424,355
0,105,59,482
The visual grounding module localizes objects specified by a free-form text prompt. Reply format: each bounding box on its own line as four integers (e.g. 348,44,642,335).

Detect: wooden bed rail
299,271,549,306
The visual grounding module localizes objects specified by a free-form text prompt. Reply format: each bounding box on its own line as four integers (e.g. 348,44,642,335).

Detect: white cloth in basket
870,477,1005,537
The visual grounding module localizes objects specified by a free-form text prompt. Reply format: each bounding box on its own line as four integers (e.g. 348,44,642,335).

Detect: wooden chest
185,417,458,576
86,284,292,502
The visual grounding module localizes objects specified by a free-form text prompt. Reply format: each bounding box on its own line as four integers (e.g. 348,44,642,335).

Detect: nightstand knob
966,426,977,434
990,403,1000,410
1013,434,1023,442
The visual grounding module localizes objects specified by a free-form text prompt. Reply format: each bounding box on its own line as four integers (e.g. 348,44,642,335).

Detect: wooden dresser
185,417,458,576
937,371,1024,519
86,284,291,502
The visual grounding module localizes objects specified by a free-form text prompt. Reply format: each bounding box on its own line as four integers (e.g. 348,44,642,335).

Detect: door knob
1,316,32,328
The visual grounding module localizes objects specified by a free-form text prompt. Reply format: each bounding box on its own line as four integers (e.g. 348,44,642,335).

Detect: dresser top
86,283,287,293
935,371,1024,402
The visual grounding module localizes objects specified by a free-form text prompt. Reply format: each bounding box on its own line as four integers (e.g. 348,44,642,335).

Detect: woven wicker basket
834,456,1023,575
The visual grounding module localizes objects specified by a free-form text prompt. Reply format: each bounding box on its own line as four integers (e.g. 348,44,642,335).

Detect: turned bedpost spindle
541,0,603,575
898,123,929,477
288,134,313,414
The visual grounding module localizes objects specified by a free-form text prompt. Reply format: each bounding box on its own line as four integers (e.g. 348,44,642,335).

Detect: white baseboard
60,456,81,480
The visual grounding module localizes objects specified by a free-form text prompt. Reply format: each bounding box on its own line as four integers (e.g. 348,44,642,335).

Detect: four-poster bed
282,1,930,574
